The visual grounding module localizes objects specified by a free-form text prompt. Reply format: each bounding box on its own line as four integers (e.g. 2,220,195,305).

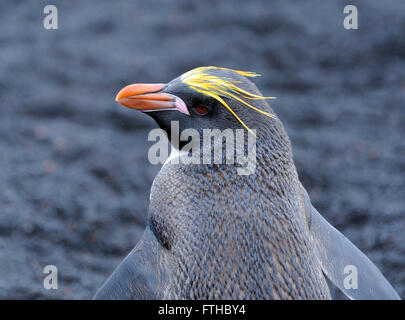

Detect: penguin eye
195,105,208,115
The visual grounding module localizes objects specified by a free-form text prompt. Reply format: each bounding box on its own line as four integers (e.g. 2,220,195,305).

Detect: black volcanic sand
0,0,404,299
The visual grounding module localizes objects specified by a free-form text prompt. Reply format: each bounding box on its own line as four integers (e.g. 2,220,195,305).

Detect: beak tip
115,90,124,102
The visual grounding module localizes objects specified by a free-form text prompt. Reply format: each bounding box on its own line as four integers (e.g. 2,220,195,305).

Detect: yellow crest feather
180,66,275,136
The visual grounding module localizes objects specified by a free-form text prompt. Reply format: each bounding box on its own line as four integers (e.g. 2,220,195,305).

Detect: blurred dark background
0,0,404,299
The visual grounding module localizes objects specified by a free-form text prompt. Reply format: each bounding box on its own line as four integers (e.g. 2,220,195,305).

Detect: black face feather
146,72,274,148
146,80,231,148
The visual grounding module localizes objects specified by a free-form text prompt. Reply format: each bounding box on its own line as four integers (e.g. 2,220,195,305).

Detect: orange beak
115,83,189,115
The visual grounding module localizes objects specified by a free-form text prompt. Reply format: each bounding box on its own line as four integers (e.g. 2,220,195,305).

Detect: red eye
196,105,208,115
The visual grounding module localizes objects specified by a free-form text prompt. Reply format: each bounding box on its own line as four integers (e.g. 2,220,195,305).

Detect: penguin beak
115,83,189,115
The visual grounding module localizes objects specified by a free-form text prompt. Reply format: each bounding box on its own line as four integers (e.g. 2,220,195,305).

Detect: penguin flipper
93,226,170,300
302,188,400,300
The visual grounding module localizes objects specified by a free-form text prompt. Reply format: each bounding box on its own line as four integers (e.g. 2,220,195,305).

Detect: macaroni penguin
94,67,400,300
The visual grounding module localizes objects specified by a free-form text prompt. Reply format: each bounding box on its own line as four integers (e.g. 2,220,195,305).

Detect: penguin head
115,66,276,144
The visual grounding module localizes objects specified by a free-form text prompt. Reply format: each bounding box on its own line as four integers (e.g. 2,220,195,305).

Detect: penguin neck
162,115,295,178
